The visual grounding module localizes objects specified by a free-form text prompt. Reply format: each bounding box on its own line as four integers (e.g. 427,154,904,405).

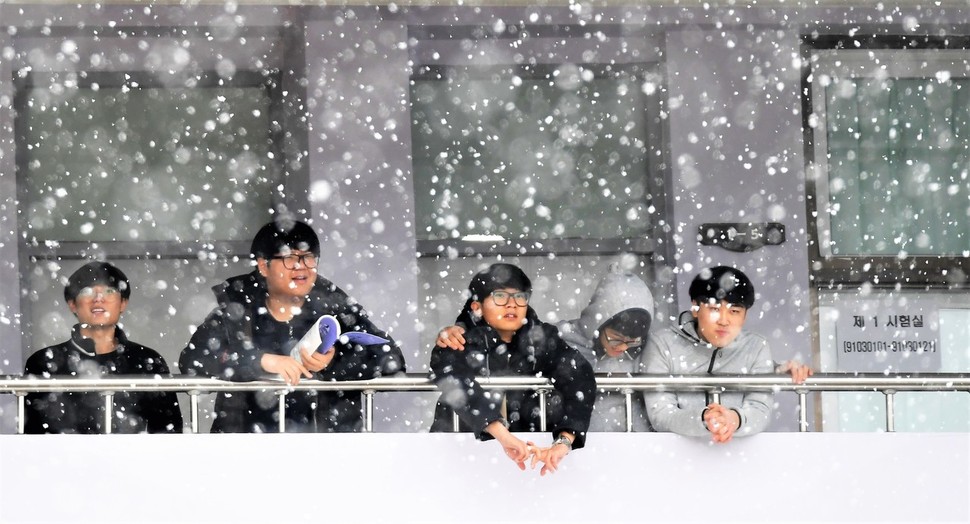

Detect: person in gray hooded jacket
644,266,808,443
556,268,654,432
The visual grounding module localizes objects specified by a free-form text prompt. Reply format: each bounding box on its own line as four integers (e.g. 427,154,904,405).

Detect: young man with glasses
178,219,405,432
556,267,655,432
429,263,595,476
23,261,183,433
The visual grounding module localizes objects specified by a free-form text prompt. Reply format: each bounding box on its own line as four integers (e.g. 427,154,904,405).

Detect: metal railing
2,372,968,434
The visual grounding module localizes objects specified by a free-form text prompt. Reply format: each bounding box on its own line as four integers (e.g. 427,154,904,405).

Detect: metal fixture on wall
698,222,786,252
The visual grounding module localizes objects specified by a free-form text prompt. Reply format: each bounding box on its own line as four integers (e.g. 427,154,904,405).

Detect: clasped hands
703,403,741,443
488,421,570,476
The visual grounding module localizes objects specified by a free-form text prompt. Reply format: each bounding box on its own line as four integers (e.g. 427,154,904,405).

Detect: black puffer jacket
429,305,595,448
24,326,183,434
179,271,405,433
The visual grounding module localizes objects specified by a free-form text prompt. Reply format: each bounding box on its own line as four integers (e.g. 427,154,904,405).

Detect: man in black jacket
430,263,596,475
179,218,405,432
24,261,183,433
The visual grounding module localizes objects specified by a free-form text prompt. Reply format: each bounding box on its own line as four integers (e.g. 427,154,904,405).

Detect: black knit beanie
250,220,320,260
64,262,131,302
688,266,755,308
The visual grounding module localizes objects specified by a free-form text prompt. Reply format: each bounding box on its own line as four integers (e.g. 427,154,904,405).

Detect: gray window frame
802,34,970,288
14,69,290,262
408,25,672,261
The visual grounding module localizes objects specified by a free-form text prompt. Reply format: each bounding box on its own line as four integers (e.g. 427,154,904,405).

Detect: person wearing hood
643,266,811,443
429,263,596,476
24,261,183,434
556,268,655,432
178,219,405,433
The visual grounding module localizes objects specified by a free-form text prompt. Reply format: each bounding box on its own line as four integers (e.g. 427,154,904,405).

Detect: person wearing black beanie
179,218,406,433
429,263,596,476
644,266,811,443
23,261,183,434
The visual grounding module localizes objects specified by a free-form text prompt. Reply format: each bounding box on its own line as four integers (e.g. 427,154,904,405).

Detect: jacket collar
68,324,128,357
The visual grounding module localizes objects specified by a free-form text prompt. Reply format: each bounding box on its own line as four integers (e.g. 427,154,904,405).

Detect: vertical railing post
623,389,634,433
538,389,547,432
797,390,809,432
277,391,287,433
362,390,375,433
103,392,114,434
452,410,460,432
189,391,200,434
710,391,721,405
16,392,26,434
884,389,896,432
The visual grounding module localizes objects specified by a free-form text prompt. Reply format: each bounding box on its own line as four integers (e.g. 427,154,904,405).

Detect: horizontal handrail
2,372,969,393
3,373,968,434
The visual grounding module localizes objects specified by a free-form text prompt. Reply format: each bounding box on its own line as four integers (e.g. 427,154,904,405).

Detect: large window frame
408,24,672,262
803,34,970,288
14,69,289,260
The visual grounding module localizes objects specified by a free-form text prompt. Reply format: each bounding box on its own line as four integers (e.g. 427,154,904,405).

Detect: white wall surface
1,433,966,523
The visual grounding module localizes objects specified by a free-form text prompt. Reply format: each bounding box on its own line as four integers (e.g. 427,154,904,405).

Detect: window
411,63,660,248
409,25,669,255
805,39,970,284
16,70,284,249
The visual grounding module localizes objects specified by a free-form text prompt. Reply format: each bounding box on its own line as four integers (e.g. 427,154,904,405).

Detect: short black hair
250,220,320,260
64,262,131,302
468,263,532,302
688,266,755,308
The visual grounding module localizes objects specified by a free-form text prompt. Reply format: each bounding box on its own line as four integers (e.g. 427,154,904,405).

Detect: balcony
0,374,967,523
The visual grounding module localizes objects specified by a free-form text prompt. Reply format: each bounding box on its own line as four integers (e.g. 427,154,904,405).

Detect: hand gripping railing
2,372,968,434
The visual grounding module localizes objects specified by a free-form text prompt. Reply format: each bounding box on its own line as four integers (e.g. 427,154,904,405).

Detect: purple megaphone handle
316,315,389,354
317,315,340,354
343,331,390,346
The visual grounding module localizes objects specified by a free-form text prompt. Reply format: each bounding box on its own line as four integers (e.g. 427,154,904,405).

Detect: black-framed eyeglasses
605,335,642,350
489,290,531,307
272,253,318,269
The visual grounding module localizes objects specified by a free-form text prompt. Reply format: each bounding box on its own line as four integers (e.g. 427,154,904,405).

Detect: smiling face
472,287,528,342
258,247,318,301
68,285,127,328
692,299,747,348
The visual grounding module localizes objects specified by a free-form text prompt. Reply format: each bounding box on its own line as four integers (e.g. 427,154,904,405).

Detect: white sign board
834,297,941,372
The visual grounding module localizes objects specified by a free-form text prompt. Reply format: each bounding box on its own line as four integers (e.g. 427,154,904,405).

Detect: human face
599,327,643,358
68,285,127,328
691,299,746,348
258,248,317,299
473,287,529,342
